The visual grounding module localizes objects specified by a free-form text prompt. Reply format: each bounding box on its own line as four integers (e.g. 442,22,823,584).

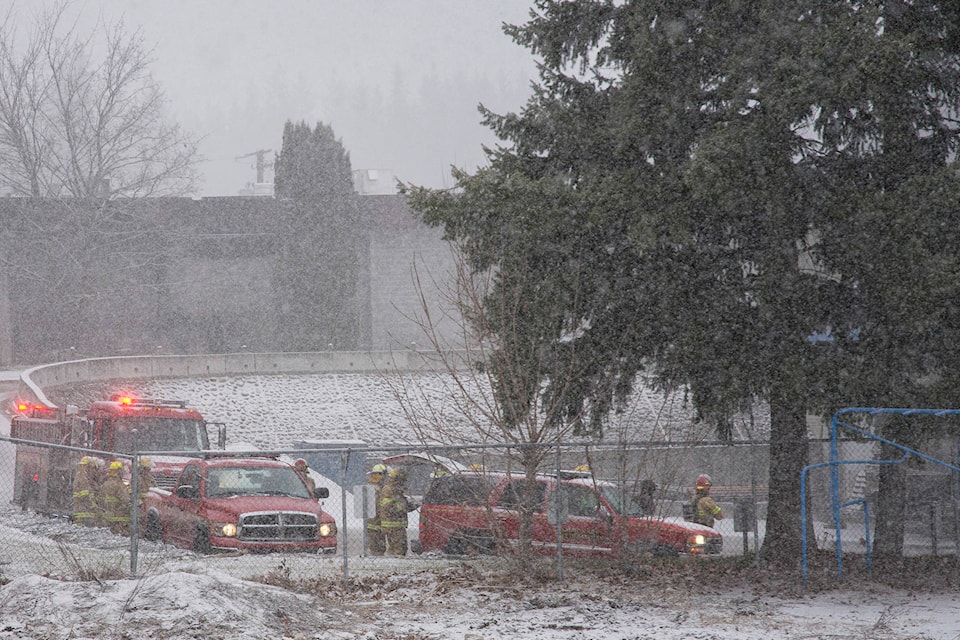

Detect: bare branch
0,2,198,198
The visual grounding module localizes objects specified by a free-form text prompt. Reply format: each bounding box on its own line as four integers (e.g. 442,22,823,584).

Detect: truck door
493,479,547,550
558,483,614,556
165,463,203,546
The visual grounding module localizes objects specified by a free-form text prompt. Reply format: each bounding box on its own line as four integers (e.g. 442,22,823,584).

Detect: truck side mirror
176,485,199,500
315,487,330,500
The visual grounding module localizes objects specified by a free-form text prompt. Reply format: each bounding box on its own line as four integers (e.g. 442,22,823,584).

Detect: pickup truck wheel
444,532,468,555
193,526,212,554
144,511,162,541
445,530,495,556
652,543,679,558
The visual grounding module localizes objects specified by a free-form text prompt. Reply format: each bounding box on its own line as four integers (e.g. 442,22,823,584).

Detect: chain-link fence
1,434,957,583
805,433,960,562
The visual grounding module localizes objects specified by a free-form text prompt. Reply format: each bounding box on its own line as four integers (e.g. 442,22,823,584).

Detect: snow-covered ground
1,372,959,639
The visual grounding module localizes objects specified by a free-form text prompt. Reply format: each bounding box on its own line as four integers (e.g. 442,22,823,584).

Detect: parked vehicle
419,471,723,558
143,455,337,554
381,451,471,554
10,395,225,515
381,452,471,500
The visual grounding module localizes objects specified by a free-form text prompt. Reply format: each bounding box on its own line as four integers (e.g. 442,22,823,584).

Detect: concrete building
0,188,462,365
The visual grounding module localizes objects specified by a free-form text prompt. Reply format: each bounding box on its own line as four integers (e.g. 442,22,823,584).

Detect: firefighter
101,461,132,535
136,457,156,498
294,458,316,496
379,467,417,555
72,456,102,527
366,463,387,556
135,457,155,530
691,474,724,528
634,479,657,516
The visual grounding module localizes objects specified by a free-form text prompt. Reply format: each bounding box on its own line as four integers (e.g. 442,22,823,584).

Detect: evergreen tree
274,121,364,350
407,1,960,563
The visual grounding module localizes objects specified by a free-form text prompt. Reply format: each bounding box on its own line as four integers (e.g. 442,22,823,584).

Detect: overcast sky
53,0,539,196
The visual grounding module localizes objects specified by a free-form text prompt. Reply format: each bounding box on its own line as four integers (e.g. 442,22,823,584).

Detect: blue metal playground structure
802,407,960,585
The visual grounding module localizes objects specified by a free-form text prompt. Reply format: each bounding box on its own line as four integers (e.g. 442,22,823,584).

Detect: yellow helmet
371,463,387,474
138,457,152,468
108,461,124,474
79,456,93,466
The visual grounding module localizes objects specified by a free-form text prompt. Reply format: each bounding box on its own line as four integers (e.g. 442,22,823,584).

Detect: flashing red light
32,474,39,482
117,396,134,405
14,401,50,415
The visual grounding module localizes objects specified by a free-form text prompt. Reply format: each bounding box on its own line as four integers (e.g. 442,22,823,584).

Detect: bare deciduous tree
384,247,613,559
0,2,199,198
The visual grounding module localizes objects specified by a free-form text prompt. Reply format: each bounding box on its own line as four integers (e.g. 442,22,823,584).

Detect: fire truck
10,395,225,516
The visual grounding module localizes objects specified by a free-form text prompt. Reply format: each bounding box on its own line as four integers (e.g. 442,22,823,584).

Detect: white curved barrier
17,350,465,408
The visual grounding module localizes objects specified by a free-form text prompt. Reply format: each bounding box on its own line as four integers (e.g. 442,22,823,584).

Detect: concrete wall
368,226,460,350
17,350,467,408
0,195,467,364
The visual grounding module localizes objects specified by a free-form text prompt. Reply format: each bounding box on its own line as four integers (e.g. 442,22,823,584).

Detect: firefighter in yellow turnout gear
102,461,132,535
72,457,102,527
691,474,724,528
366,463,387,555
379,467,417,555
135,457,156,531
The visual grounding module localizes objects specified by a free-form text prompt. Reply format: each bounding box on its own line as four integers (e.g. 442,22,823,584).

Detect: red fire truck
10,395,225,516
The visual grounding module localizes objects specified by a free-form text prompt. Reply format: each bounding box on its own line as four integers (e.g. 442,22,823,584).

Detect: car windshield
205,466,312,499
424,475,493,506
599,485,649,517
112,417,209,453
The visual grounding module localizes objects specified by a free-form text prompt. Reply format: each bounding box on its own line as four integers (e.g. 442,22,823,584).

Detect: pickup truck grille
706,537,723,554
238,511,319,541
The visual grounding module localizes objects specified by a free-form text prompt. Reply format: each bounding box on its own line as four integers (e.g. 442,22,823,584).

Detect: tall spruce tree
407,1,960,563
274,121,364,351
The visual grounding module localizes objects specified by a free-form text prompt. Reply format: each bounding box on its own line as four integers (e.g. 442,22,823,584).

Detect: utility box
292,439,366,488
734,500,756,533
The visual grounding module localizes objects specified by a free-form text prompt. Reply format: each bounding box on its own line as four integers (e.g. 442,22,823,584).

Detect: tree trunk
873,445,906,558
761,384,810,565
514,455,544,567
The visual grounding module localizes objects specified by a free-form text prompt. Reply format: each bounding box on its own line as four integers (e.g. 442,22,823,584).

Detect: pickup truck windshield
205,466,313,500
599,485,651,517
112,417,209,453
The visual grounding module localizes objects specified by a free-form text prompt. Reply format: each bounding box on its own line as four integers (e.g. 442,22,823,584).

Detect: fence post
340,448,351,584
361,484,369,555
930,501,940,556
555,446,564,581
749,442,761,567
129,454,140,574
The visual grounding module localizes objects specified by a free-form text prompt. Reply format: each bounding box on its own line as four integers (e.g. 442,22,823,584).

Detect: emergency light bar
109,395,188,408
13,401,56,417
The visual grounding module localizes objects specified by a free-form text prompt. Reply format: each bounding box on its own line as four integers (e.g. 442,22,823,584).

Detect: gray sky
60,0,538,196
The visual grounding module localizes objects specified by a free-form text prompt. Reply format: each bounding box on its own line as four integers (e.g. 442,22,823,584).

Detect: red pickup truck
419,471,722,558
143,456,337,554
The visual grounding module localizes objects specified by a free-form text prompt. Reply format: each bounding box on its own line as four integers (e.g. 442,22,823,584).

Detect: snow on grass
1,373,957,639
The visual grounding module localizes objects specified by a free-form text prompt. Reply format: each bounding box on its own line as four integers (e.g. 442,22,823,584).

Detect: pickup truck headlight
318,522,336,537
686,534,706,553
214,522,237,537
